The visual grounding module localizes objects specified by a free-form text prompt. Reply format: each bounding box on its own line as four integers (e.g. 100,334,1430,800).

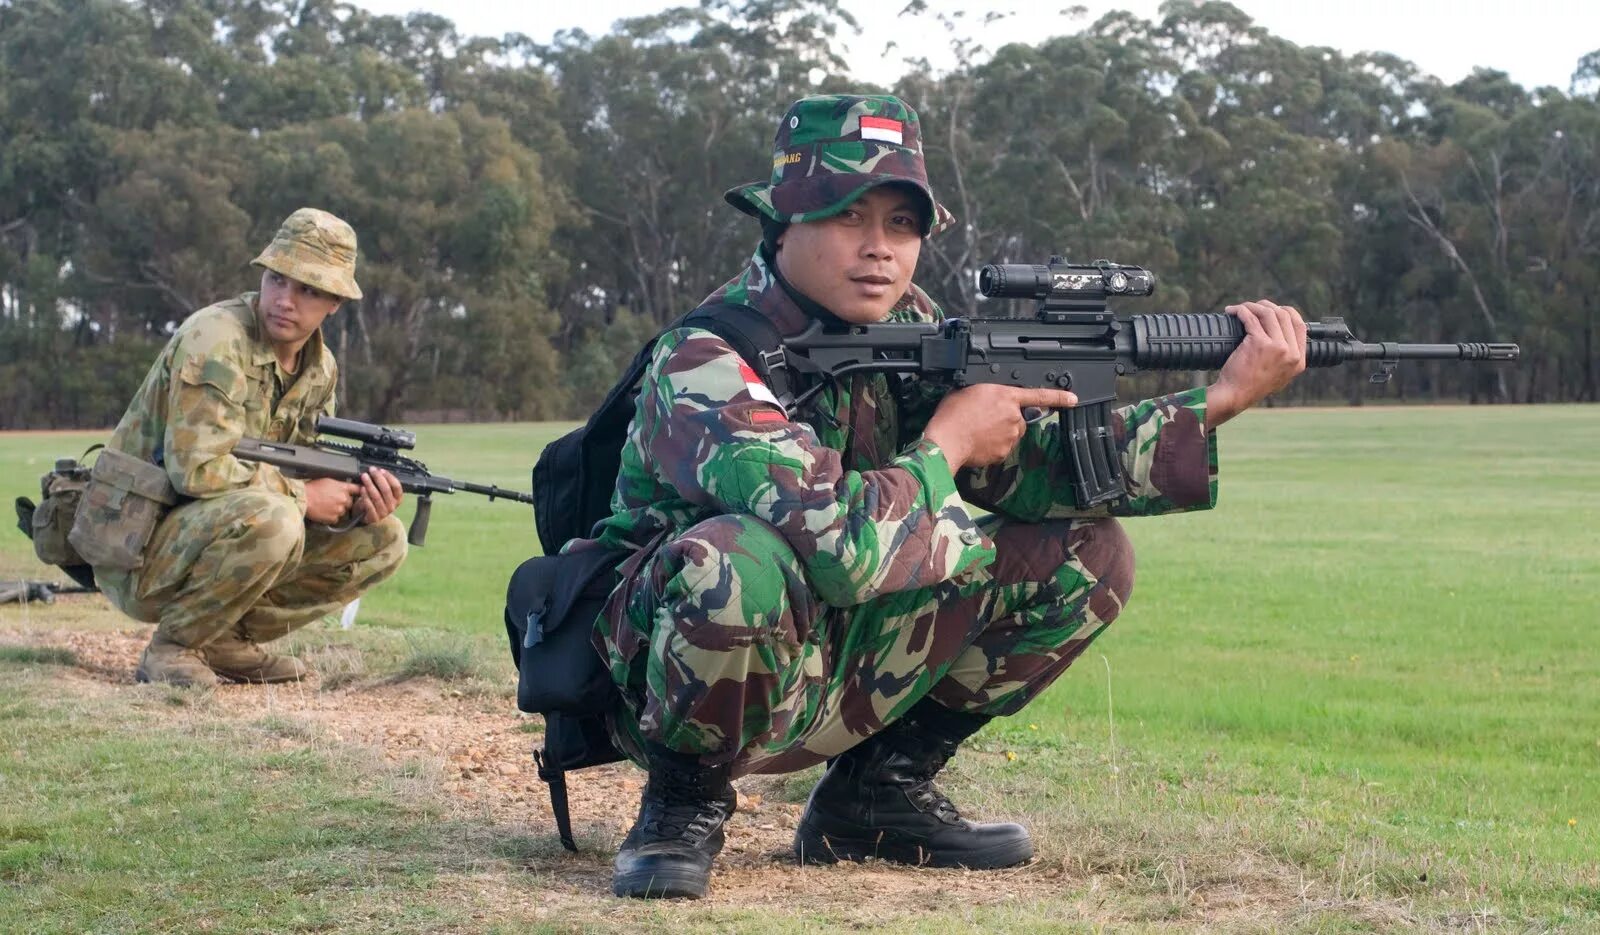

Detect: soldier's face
775,186,924,324
258,270,341,348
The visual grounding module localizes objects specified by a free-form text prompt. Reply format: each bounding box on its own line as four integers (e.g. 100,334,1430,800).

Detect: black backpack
507,301,792,851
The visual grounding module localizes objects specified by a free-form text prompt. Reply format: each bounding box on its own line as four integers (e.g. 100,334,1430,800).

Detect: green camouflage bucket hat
724,94,955,236
251,207,363,300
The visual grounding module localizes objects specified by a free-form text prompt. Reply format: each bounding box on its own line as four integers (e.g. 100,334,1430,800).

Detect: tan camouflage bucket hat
251,207,363,300
724,94,956,236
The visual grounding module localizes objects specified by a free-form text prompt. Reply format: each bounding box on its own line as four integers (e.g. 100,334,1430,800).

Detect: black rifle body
776,261,1519,510
234,417,534,546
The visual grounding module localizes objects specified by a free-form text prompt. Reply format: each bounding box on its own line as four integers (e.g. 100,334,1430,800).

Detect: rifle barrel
1339,341,1521,361
450,479,537,505
1128,313,1520,370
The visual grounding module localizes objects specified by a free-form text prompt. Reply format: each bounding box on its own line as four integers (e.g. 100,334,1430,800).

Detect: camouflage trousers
98,489,407,647
601,513,1134,776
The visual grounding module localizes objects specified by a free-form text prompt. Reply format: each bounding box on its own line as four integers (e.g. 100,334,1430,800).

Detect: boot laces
899,742,963,823
634,761,733,845
906,776,963,823
637,788,731,845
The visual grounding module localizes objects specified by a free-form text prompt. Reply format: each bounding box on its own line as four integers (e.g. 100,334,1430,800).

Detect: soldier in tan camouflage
84,208,408,687
579,95,1310,899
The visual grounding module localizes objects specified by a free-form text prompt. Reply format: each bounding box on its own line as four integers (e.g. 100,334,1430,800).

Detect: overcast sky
354,0,1598,93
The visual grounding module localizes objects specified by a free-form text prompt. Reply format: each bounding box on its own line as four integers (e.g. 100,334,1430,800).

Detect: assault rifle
0,580,97,605
772,257,1520,510
234,416,535,546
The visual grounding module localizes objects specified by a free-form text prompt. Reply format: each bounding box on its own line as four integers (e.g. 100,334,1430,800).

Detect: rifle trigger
1369,360,1397,384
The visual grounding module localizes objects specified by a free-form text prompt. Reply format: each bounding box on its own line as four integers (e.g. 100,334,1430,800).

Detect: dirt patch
0,622,1381,927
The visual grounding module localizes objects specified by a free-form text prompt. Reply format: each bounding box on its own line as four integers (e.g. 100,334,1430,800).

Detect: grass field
2,405,1597,932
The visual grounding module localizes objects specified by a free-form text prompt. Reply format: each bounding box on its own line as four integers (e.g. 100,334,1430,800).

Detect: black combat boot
612,743,737,899
793,698,1033,869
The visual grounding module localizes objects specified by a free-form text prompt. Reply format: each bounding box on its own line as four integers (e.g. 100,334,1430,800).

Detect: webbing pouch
68,447,177,572
25,445,100,570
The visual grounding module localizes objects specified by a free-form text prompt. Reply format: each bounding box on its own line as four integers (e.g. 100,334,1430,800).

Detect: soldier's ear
761,217,787,254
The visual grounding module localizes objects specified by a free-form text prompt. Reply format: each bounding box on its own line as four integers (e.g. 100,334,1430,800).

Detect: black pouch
504,546,632,851
504,546,628,715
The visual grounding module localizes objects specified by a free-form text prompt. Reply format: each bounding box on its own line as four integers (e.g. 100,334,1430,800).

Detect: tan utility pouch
68,447,179,571
28,449,98,567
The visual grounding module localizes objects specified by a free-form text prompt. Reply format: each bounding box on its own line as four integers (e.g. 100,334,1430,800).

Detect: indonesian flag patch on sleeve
859,115,904,145
736,359,785,421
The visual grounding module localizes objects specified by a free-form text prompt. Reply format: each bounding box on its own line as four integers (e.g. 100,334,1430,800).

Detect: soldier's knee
1077,517,1135,612
222,491,305,564
663,514,795,580
367,514,409,573
658,513,800,625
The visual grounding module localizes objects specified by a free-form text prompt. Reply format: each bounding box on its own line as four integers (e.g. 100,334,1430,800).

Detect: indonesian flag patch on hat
859,115,904,144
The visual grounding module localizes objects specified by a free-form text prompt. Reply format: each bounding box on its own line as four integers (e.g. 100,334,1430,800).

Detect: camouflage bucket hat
724,94,955,236
251,207,363,301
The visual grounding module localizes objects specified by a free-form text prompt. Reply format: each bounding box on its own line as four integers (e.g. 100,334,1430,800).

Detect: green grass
983,404,1600,927
0,644,77,666
2,405,1598,930
394,631,483,681
0,669,517,934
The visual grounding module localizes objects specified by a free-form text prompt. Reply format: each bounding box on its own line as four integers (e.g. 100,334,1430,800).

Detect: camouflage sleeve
642,327,995,608
957,387,1218,520
165,353,307,513
291,381,337,445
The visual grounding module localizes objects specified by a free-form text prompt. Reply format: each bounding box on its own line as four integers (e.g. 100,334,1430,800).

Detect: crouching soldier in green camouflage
583,95,1309,898
82,208,409,687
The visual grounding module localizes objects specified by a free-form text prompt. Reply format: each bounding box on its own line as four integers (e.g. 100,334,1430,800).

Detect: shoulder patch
736,359,782,407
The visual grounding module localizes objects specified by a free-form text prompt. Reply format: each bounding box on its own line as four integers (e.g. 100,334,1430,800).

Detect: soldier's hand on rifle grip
924,385,1078,470
304,477,362,524
355,467,405,525
1209,300,1309,427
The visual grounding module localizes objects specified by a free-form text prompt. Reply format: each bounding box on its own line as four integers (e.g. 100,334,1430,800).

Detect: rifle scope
316,416,417,451
978,261,1155,301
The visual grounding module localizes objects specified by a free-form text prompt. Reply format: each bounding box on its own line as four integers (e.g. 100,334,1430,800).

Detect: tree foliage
1,0,1594,427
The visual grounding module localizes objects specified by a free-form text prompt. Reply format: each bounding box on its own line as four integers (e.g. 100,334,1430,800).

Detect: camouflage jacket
107,294,337,514
587,248,1217,609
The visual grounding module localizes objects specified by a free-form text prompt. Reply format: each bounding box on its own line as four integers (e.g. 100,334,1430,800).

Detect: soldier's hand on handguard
1208,300,1308,428
924,385,1078,470
355,467,405,525
305,477,362,524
